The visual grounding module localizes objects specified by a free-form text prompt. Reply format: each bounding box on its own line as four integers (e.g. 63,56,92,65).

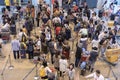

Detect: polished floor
0,19,120,80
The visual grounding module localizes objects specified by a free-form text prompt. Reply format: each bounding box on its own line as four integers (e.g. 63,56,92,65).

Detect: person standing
59,55,68,79
0,35,5,58
48,39,57,64
62,42,70,60
31,5,35,25
88,47,98,72
36,12,41,27
75,42,83,67
11,36,20,59
24,17,33,36
20,42,27,59
26,38,35,59
5,0,11,11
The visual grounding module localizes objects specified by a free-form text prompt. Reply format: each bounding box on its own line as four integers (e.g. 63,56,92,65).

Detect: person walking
88,47,98,72
75,42,83,67
11,36,20,59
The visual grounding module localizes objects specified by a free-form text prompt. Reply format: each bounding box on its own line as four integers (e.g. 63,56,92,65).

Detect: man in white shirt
85,70,104,80
18,29,27,42
79,28,88,36
18,29,23,42
52,16,61,24
98,31,108,41
91,38,99,48
11,36,20,59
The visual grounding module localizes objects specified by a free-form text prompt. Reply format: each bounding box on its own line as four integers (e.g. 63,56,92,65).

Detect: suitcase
107,55,118,63
108,21,114,27
1,32,10,41
10,25,16,35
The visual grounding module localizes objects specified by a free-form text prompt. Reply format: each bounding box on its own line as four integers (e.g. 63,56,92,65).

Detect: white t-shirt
18,32,23,41
45,32,51,41
3,23,10,30
79,28,88,35
91,39,99,48
59,59,68,72
85,72,104,80
53,17,61,24
98,32,106,41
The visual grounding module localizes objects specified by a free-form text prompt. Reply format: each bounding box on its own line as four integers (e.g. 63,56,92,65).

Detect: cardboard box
106,55,118,63
106,48,120,56
105,48,120,63
108,21,114,27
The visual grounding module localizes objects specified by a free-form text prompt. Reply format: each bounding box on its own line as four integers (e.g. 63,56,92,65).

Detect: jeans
28,51,34,59
13,51,19,59
36,19,40,27
50,52,54,64
75,57,80,67
20,49,26,58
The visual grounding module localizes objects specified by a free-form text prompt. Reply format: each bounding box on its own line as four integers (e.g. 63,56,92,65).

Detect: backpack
21,33,27,42
40,67,46,77
27,43,34,52
20,42,27,49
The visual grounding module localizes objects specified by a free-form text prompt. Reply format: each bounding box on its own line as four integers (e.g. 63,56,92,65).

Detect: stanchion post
23,65,36,80
34,63,39,80
1,59,9,80
8,54,14,70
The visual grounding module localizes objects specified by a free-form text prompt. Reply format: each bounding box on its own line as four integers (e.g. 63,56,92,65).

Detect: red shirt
55,27,61,35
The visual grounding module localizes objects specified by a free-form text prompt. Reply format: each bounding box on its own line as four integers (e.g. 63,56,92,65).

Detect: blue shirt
11,39,20,51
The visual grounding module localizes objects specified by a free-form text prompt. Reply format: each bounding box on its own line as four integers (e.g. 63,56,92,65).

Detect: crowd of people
0,0,120,80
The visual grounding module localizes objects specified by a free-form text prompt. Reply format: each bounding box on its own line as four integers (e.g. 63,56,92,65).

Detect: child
67,63,75,80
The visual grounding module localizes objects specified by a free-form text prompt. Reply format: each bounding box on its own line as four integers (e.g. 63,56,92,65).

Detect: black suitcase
10,25,16,35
